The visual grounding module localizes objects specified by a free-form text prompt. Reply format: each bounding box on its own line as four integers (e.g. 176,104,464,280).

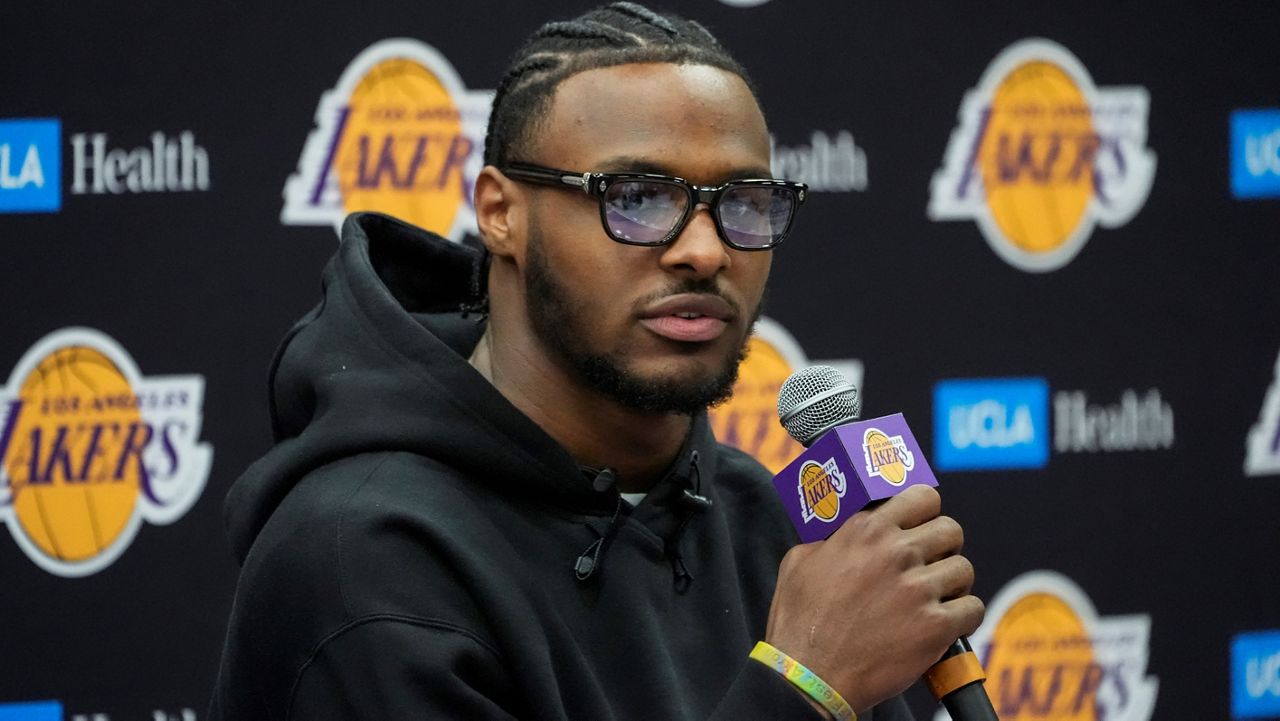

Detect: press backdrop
2,2,1279,720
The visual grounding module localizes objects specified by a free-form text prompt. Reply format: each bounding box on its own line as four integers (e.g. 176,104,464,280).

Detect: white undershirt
619,492,647,507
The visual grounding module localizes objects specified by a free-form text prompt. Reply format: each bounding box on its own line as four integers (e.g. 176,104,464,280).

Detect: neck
469,326,691,493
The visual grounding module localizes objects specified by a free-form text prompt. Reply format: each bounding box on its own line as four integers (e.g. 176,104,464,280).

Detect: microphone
773,366,998,721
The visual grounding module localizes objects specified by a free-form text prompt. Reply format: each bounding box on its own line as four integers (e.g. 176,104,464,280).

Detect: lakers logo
1245,347,1280,477
709,317,862,473
797,459,847,523
862,428,914,485
0,328,211,576
928,38,1156,272
281,39,494,240
938,571,1158,721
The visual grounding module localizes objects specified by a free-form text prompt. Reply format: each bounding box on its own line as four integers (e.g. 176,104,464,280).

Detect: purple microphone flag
772,413,938,543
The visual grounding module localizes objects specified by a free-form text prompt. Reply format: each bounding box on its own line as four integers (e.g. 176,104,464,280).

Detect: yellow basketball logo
862,428,914,486
928,38,1155,272
987,592,1097,720
709,317,862,473
0,328,211,576
980,61,1096,254
282,39,494,240
797,459,846,523
6,346,144,564
945,571,1159,721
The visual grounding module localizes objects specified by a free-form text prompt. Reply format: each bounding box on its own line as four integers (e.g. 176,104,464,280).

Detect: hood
225,213,599,562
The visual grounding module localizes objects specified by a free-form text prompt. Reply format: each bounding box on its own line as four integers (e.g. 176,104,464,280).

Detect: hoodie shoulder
250,450,512,624
224,451,512,706
224,213,579,563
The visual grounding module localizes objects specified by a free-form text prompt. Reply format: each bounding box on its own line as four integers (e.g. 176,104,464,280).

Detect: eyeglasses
501,163,807,251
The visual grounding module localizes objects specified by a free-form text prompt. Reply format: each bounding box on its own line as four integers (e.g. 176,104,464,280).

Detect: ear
474,165,526,261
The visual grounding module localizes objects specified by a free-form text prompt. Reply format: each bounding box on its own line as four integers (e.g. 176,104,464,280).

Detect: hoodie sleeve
707,660,915,720
708,660,829,719
286,616,519,721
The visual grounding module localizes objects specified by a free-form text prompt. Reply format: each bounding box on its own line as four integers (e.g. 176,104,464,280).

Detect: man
212,3,982,719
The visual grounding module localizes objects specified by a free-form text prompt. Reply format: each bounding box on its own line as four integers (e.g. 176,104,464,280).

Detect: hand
764,485,984,713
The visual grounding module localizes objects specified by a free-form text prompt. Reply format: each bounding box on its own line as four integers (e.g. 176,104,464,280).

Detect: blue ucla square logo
0,118,61,213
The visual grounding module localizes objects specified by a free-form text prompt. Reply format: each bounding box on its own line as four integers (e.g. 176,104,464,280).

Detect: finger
903,515,964,564
939,594,986,638
920,554,975,601
870,484,941,530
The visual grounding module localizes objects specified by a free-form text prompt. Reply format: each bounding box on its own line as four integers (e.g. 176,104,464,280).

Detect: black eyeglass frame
501,162,807,251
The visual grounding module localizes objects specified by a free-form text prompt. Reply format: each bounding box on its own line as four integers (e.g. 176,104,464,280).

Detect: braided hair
483,2,758,168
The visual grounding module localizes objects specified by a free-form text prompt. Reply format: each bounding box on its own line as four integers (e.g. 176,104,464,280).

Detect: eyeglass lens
603,181,688,244
602,180,795,248
719,186,796,249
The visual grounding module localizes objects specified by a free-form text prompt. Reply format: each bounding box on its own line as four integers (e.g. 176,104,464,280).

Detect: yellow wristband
749,641,856,721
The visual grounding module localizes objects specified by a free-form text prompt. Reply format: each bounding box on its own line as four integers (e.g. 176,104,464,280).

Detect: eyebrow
592,155,774,181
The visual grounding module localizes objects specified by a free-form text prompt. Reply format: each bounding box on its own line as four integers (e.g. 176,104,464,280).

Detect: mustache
635,278,768,327
637,278,741,315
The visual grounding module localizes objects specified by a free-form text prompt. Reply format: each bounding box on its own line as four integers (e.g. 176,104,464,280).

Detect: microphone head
777,365,862,447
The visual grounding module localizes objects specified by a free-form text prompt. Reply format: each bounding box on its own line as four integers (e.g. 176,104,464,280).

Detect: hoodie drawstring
575,468,624,581
667,450,712,592
573,454,712,589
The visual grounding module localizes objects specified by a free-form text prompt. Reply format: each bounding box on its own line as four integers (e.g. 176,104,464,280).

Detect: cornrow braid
533,20,634,46
608,2,678,36
482,2,758,168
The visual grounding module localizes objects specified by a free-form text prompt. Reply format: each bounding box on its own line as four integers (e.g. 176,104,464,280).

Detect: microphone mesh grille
776,365,861,446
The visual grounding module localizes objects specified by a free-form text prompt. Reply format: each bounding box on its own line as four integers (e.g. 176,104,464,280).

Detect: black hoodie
211,213,912,720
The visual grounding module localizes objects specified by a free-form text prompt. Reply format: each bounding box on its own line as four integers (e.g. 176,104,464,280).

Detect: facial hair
524,225,762,416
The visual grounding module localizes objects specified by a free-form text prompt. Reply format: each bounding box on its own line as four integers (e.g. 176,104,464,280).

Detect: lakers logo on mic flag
797,458,847,523
774,413,936,543
862,428,915,486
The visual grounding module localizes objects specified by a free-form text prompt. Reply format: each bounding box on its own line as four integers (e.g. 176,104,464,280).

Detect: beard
524,226,762,416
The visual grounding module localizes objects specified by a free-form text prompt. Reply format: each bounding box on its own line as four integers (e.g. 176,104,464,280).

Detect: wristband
749,641,856,721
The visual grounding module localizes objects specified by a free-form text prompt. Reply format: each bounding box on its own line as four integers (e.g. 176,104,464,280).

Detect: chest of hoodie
425,487,780,708
330,452,783,670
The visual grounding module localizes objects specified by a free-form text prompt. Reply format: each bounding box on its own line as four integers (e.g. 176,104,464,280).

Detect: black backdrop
2,2,1278,720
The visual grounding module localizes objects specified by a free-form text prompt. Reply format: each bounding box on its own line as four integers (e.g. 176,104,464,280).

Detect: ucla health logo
935,378,1173,470
771,131,868,192
0,700,196,721
1231,109,1280,199
934,378,1049,471
1234,630,1280,718
937,571,1158,720
709,317,863,473
0,119,61,214
0,328,212,577
0,701,61,721
1,118,210,214
282,39,493,240
928,38,1156,272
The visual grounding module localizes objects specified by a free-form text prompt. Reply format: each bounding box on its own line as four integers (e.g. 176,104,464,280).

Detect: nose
658,205,730,278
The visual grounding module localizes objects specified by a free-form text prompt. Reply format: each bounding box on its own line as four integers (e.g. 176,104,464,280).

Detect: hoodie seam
284,613,504,721
336,454,396,619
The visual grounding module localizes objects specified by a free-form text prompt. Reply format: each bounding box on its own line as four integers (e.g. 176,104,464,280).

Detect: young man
212,4,982,719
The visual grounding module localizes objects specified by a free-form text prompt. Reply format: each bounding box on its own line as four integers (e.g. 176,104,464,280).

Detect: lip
639,293,736,321
638,293,736,343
